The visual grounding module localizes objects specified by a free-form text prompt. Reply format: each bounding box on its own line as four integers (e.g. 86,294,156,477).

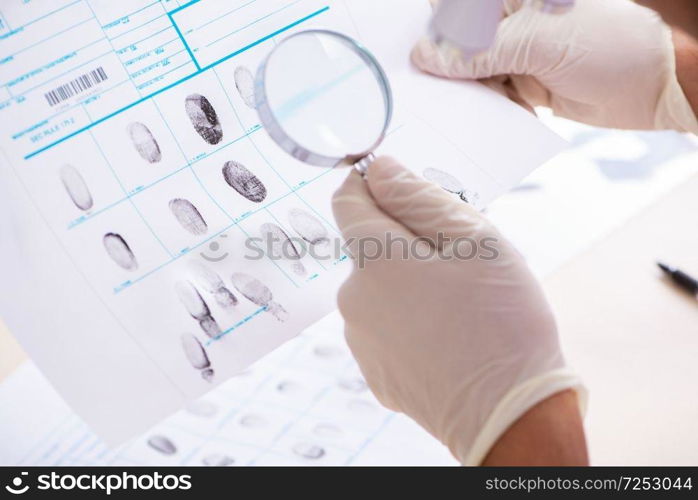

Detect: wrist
482,388,589,466
446,369,587,466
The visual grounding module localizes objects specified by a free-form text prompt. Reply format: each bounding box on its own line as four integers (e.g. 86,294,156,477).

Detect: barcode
44,67,108,107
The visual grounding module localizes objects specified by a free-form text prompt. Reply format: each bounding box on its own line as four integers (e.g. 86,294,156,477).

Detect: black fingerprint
230,272,288,322
292,442,326,460
259,222,306,276
181,333,214,382
202,454,234,466
222,161,267,203
175,281,222,338
191,262,238,308
185,94,223,145
60,164,93,211
147,435,177,455
103,233,138,271
423,168,470,203
234,66,256,109
169,198,208,235
128,122,162,163
288,208,328,245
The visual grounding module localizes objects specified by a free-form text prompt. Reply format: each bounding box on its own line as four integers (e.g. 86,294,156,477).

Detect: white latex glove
332,157,585,465
413,0,698,133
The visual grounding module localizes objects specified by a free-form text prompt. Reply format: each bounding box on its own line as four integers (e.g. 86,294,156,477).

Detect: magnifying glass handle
353,152,376,177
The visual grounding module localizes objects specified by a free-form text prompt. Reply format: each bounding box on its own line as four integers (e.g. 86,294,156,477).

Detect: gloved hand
332,157,586,465
413,0,698,133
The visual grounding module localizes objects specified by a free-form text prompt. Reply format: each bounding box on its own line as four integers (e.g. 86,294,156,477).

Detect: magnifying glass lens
262,31,389,162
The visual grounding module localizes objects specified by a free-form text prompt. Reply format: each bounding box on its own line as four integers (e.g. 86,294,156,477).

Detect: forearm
635,1,698,119
674,29,698,118
481,390,589,466
637,0,698,39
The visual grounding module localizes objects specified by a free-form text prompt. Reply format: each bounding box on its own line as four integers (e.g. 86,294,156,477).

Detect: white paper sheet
0,0,565,443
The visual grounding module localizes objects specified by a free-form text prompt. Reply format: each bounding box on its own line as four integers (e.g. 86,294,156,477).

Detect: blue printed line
199,6,329,72
6,37,108,90
168,11,201,70
168,0,202,17
108,12,168,41
122,37,179,66
114,25,174,54
128,48,187,78
81,439,106,460
12,0,82,33
81,102,92,121
0,11,12,32
23,6,330,160
136,60,194,90
58,439,103,466
39,420,84,464
7,17,94,60
192,0,259,32
17,416,75,465
100,0,160,29
205,0,304,49
345,414,396,465
54,430,91,466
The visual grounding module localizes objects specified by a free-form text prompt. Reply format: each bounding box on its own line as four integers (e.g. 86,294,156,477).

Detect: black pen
657,262,698,297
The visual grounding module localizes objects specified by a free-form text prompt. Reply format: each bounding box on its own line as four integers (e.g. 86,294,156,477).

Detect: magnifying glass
255,30,393,174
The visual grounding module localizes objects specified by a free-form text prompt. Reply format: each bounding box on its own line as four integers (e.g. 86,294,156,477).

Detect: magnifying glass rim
255,29,393,168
